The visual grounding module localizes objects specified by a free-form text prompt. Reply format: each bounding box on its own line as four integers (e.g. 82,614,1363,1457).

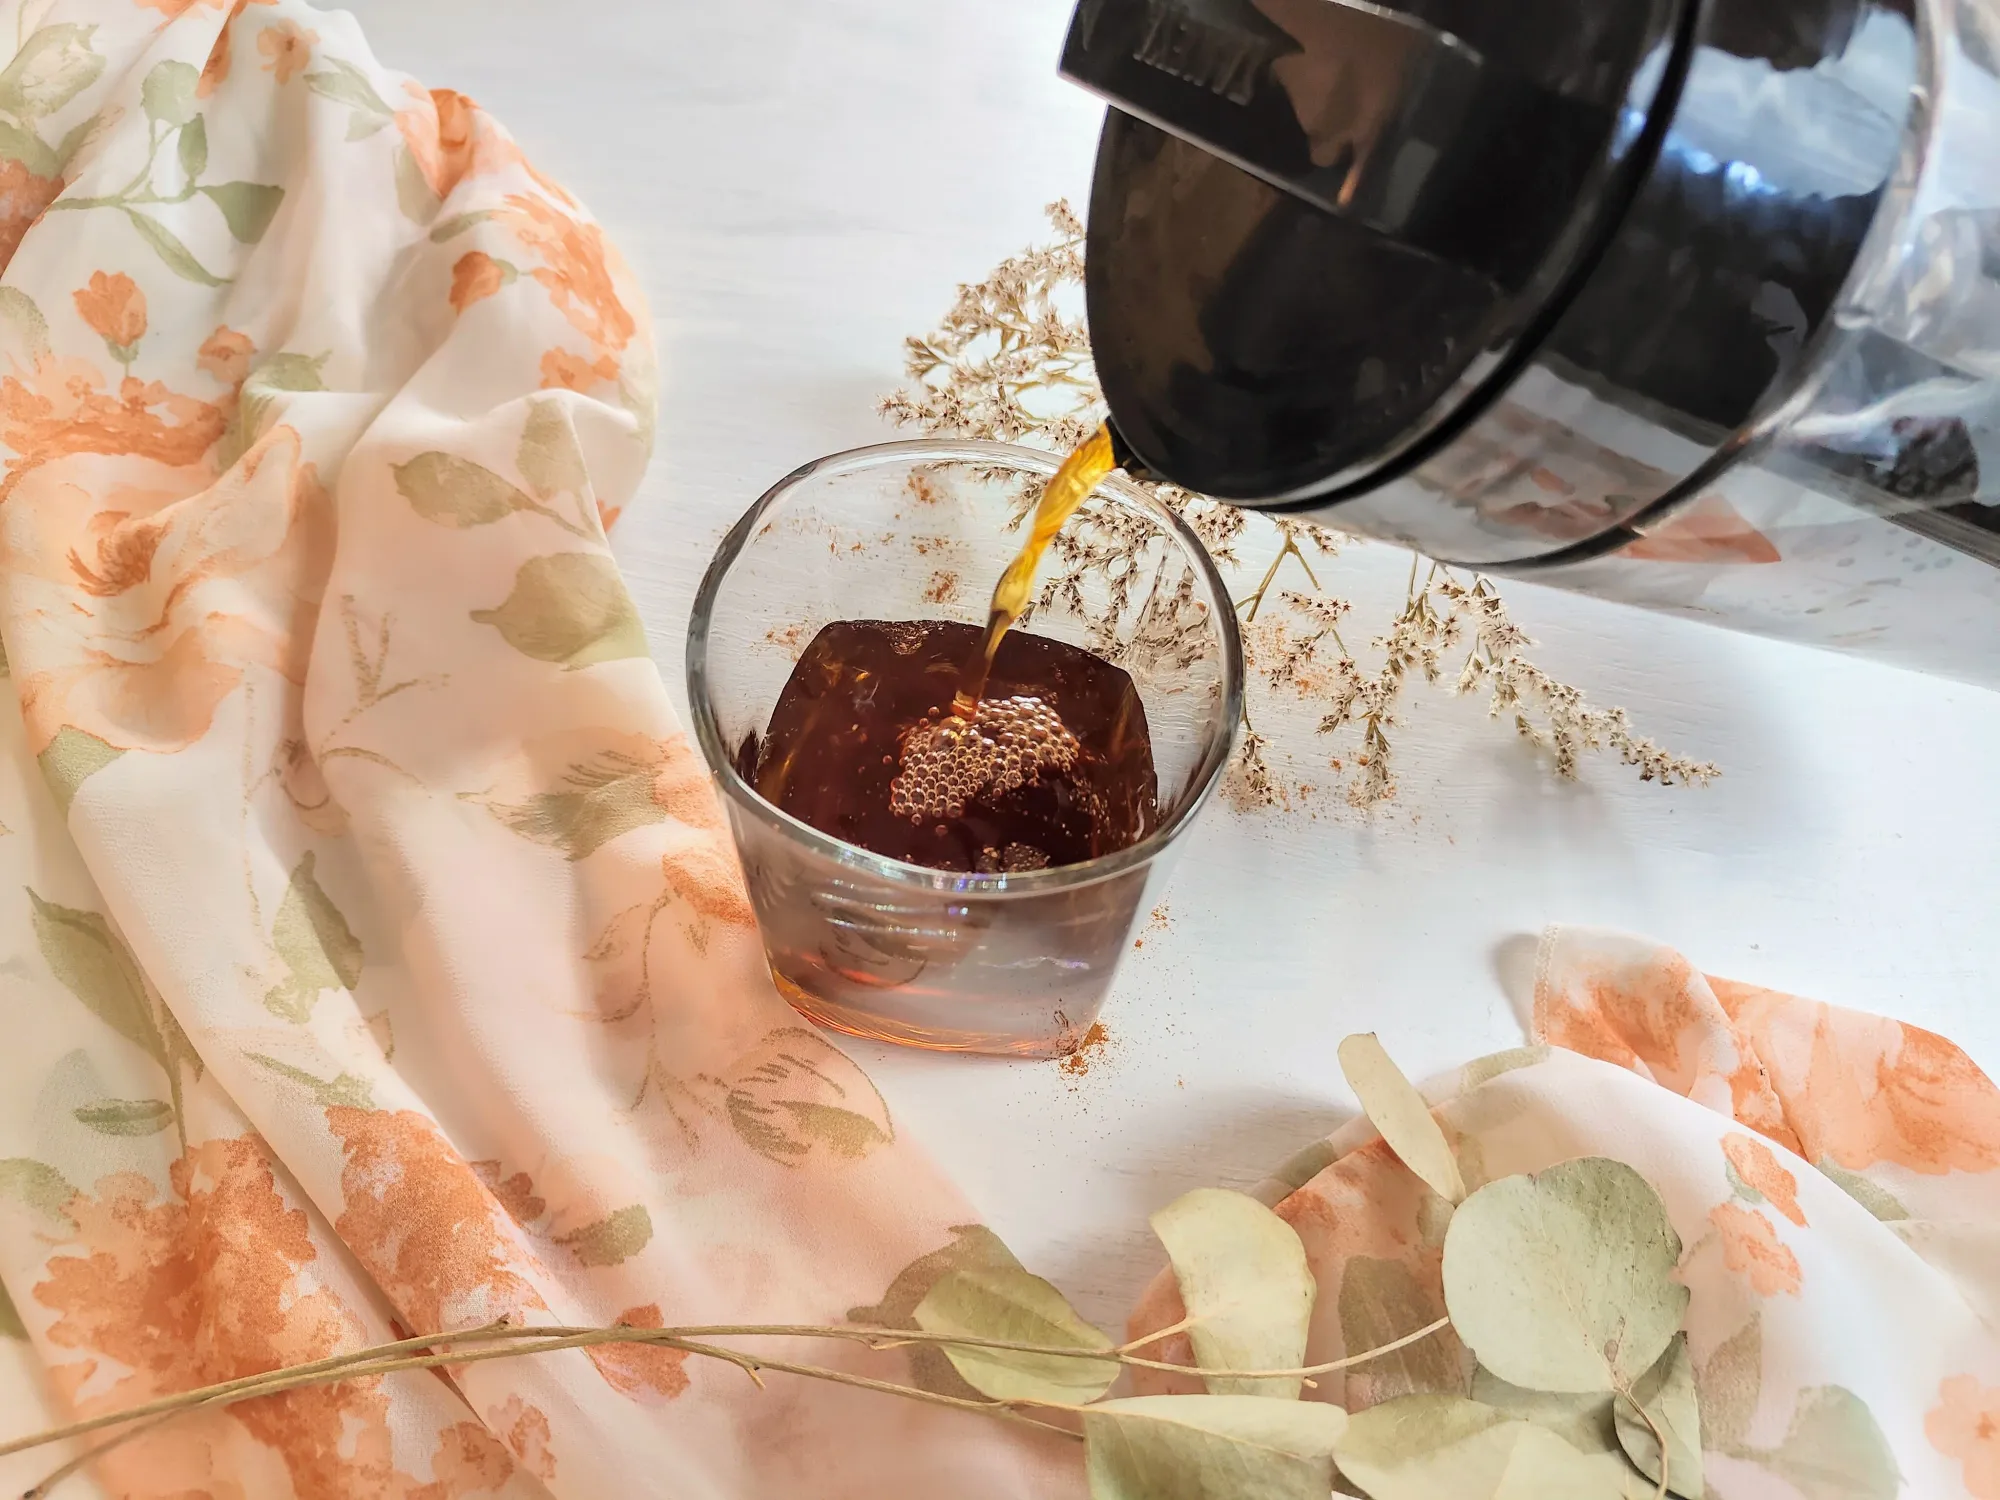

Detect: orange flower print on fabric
496,192,637,355
328,1105,550,1334
0,157,62,274
257,17,317,83
1711,1200,1802,1296
652,738,756,927
394,86,567,205
1930,1375,2000,1499
1714,979,2000,1177
0,350,227,500
588,1304,691,1402
75,270,147,357
1536,946,1797,1155
197,325,255,384
540,347,618,393
450,250,511,312
28,1138,513,1500
10,425,329,756
490,1396,558,1483
1723,1132,1807,1226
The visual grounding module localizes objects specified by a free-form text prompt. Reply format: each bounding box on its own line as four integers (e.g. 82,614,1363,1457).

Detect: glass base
771,969,1102,1060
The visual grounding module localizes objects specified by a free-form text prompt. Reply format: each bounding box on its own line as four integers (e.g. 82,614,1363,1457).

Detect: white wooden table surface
350,0,2000,1330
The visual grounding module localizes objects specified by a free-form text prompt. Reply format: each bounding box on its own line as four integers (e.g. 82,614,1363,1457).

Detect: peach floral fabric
1128,926,2000,1499
0,4,1071,1497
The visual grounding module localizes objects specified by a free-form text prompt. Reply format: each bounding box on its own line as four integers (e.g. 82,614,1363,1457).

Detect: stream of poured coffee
950,422,1120,716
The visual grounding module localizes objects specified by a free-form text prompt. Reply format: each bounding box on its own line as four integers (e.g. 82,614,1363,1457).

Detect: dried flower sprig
880,203,1717,806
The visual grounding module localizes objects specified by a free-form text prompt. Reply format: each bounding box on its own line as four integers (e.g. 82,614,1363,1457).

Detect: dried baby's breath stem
882,201,1716,805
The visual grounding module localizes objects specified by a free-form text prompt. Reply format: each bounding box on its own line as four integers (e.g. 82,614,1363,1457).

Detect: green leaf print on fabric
0,24,104,122
0,1277,24,1340
396,451,543,529
122,206,226,286
139,58,198,127
0,1159,76,1224
473,748,668,861
1696,1313,1761,1451
718,1030,895,1168
472,553,649,669
0,287,49,365
72,1098,174,1136
177,113,207,178
247,1053,374,1109
38,727,123,816
264,852,364,1022
394,141,439,224
1815,1160,1909,1222
303,57,394,119
518,398,590,503
199,181,284,243
1756,1386,1900,1500
29,891,164,1068
554,1205,654,1268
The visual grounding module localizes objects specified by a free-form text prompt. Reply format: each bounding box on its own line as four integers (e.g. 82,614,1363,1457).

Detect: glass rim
685,437,1246,897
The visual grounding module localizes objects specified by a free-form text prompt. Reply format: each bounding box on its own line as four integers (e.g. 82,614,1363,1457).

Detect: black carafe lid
1063,0,1688,502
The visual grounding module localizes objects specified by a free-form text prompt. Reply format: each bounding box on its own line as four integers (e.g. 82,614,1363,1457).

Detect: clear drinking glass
686,440,1243,1058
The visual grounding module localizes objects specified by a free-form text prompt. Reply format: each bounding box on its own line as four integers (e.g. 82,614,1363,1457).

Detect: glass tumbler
686,439,1243,1057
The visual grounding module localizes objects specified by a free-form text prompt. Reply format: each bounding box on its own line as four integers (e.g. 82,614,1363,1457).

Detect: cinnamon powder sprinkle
1058,1021,1110,1077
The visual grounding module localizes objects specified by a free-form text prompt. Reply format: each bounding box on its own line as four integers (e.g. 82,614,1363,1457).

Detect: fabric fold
1127,926,2000,1499
0,4,1070,1496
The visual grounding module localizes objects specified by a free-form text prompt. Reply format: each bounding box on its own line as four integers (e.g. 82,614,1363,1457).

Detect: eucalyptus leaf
1615,1334,1701,1497
1151,1187,1315,1398
1441,1158,1688,1394
1334,1394,1620,1500
1084,1394,1346,1500
1471,1366,1618,1456
1339,1033,1466,1204
914,1265,1117,1404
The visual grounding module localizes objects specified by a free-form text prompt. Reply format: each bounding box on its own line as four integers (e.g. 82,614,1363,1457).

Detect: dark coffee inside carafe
743,618,1159,873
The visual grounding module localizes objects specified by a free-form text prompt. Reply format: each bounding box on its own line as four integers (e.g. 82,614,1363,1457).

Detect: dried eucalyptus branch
880,202,1717,806
3,1313,1451,1493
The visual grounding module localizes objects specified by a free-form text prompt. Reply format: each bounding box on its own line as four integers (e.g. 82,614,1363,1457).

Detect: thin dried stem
5,1314,1453,1486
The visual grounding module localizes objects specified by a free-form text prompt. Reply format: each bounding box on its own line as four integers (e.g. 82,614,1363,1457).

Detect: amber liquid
746,619,1159,874
952,423,1122,716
